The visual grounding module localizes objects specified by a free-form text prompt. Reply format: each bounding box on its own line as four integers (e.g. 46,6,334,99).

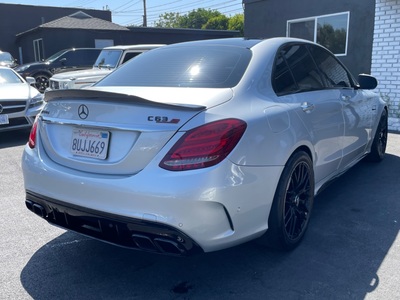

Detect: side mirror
358,74,378,90
26,77,36,86
59,58,67,65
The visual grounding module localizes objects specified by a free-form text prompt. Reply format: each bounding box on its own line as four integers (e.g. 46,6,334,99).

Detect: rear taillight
160,118,247,171
28,120,38,149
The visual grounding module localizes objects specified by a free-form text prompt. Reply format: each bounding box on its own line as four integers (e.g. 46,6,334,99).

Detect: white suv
48,44,164,90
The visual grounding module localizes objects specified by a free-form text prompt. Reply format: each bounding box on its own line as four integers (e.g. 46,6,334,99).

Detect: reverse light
160,118,247,171
28,119,38,149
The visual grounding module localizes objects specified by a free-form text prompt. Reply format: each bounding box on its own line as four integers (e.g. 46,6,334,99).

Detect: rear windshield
96,45,251,88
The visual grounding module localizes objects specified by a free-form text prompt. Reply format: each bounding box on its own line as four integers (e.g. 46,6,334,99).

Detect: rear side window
273,53,297,94
273,44,325,95
282,44,324,92
121,52,142,64
308,45,352,88
97,45,251,88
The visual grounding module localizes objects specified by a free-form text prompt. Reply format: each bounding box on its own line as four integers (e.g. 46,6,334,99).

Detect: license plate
0,114,9,125
71,128,110,159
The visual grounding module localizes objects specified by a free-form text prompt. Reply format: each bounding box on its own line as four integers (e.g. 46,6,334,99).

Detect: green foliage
202,15,229,30
155,8,244,36
228,14,244,35
179,8,222,29
154,12,181,28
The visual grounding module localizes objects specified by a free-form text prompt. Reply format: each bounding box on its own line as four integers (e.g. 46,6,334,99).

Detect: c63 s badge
148,116,180,124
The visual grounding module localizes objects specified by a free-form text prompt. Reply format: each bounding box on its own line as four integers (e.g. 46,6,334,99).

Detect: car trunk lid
39,88,232,175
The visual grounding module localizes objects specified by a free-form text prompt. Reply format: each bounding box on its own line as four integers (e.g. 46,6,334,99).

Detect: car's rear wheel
366,109,388,162
260,151,314,250
34,73,50,93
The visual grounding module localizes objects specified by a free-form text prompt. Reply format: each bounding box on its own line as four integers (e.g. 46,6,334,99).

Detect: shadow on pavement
20,154,400,299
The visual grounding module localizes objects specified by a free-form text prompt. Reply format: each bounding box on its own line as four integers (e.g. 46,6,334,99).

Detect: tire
260,151,315,250
34,73,50,93
366,109,388,162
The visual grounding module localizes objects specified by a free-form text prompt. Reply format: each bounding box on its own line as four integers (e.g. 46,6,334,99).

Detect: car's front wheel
261,151,315,250
34,73,50,93
366,109,388,162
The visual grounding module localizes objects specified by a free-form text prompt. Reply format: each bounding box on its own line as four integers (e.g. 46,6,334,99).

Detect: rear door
273,43,345,183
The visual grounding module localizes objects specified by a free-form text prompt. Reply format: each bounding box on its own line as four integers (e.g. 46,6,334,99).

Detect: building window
287,12,349,56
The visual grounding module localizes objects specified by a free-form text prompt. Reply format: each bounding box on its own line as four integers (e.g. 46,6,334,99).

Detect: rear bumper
22,139,282,254
26,190,203,256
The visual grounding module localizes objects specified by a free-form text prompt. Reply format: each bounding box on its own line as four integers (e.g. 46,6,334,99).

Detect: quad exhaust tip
25,200,47,218
132,234,186,255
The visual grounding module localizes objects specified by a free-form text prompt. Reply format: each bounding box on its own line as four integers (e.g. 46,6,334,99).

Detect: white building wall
371,0,400,132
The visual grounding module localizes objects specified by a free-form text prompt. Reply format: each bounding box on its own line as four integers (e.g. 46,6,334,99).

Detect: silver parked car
22,38,387,255
48,44,164,91
0,66,44,132
0,51,17,68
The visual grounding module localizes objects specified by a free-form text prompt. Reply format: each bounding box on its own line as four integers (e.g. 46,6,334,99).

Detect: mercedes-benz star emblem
78,104,89,120
0,104,3,114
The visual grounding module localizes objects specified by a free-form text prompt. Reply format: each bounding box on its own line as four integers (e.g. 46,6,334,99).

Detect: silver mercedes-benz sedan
22,38,388,256
0,66,44,132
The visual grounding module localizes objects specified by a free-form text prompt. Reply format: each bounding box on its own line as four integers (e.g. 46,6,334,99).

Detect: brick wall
371,0,400,132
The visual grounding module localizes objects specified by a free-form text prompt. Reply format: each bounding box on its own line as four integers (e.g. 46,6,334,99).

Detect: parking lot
1,129,399,300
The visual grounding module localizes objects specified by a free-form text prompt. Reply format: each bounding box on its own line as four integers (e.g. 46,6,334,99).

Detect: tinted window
59,51,77,66
97,45,251,88
83,50,101,65
272,53,297,95
308,45,351,88
273,44,324,95
121,52,142,64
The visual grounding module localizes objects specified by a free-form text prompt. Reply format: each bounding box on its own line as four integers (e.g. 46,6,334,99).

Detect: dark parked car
14,48,101,93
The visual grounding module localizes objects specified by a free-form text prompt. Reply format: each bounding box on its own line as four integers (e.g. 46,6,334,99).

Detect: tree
178,8,222,29
228,14,244,36
202,15,229,30
154,8,244,36
154,12,181,28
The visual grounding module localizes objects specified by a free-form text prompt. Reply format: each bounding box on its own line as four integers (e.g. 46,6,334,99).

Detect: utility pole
143,0,147,27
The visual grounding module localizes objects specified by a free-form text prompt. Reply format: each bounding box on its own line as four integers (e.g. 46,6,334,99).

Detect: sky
1,0,244,26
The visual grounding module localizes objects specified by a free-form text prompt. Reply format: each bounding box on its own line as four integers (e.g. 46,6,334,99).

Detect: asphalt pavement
0,129,399,300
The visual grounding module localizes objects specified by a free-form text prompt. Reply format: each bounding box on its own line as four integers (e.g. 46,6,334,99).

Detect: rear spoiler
44,89,206,111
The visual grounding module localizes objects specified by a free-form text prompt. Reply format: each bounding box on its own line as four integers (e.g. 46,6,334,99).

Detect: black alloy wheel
366,109,388,162
283,159,313,242
261,151,314,250
34,73,50,93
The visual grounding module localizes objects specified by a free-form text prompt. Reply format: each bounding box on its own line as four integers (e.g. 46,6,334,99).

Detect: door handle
301,102,315,113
